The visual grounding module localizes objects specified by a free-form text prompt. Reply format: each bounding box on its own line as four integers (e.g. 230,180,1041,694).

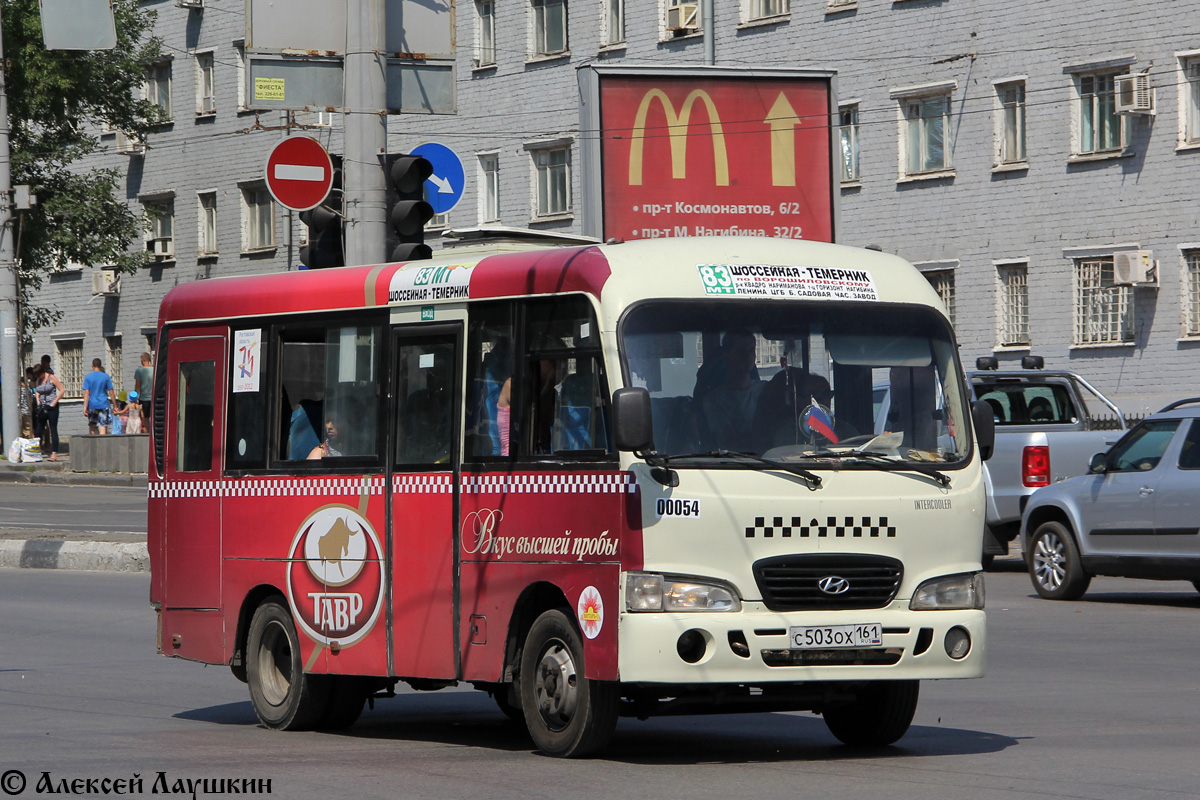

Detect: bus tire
519,609,618,757
316,676,369,731
246,597,329,731
823,680,919,747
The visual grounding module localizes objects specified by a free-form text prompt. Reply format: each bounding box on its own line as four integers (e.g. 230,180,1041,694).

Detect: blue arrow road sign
412,142,465,215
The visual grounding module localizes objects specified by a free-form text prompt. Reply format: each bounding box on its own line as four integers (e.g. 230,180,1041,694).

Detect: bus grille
753,554,903,611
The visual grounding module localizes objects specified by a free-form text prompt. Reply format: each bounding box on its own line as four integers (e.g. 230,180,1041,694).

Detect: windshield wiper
827,449,952,487
642,449,822,489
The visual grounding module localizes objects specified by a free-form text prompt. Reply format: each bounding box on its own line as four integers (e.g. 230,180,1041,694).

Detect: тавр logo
286,505,384,647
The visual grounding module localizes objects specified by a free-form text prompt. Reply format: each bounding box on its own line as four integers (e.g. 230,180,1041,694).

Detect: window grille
1074,258,1133,345
998,264,1030,346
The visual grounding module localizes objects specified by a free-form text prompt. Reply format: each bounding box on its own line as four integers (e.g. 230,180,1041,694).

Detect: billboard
580,67,837,244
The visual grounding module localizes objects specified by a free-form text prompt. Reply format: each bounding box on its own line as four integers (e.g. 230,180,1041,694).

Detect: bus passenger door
390,325,461,679
161,332,227,662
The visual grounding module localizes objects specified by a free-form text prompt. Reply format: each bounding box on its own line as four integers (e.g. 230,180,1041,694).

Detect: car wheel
823,680,919,747
246,596,329,730
1028,521,1091,600
519,609,618,757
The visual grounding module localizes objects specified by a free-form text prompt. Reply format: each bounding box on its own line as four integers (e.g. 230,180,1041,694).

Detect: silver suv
1021,398,1200,600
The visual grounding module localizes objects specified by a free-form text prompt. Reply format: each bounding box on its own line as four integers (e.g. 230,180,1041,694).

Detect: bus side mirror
612,388,654,452
971,400,995,461
1089,452,1108,474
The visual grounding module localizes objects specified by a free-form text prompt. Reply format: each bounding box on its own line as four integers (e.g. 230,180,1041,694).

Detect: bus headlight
909,573,985,610
625,573,742,612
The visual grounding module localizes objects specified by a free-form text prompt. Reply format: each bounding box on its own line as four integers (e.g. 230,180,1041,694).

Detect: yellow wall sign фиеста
254,78,286,102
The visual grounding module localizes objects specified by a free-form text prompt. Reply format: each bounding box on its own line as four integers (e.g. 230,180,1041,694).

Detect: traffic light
299,154,343,269
385,153,434,262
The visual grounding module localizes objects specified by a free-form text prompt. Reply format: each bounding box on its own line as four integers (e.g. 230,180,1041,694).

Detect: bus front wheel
519,609,618,757
246,597,329,731
822,680,919,747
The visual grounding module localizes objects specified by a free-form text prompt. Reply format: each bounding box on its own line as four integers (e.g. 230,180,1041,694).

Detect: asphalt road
0,485,146,538
2,565,1199,799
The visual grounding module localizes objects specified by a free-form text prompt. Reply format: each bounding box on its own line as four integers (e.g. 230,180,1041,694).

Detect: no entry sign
264,136,334,212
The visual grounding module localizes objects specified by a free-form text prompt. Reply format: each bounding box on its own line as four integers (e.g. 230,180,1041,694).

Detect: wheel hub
534,640,578,732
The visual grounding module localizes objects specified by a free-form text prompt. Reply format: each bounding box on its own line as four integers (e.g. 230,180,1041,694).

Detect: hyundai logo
817,576,850,595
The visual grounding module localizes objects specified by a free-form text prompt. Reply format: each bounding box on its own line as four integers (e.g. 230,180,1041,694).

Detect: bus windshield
620,300,970,467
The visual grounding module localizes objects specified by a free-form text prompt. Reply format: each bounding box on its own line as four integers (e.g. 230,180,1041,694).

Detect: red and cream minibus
149,236,990,757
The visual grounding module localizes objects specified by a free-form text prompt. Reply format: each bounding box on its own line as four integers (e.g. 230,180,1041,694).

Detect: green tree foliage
2,0,164,333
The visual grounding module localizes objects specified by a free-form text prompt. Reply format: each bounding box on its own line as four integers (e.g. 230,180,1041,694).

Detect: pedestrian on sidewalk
125,391,143,435
133,352,153,428
32,364,64,461
82,358,117,436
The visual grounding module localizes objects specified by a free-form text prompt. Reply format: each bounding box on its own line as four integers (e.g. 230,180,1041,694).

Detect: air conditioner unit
666,3,698,32
92,269,120,296
114,131,144,155
1113,250,1157,286
148,238,174,259
176,0,203,8
1115,73,1153,114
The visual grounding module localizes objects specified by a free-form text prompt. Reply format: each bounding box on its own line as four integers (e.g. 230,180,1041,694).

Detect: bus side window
227,330,267,470
277,322,383,462
177,361,215,472
465,302,515,459
524,297,611,457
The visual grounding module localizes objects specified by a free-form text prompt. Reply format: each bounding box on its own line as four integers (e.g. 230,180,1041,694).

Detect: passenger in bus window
307,412,344,459
497,377,512,456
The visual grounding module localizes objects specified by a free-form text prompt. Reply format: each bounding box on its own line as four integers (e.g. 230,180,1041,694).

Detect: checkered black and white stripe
148,476,386,499
149,472,635,499
393,474,453,493
461,473,636,495
745,515,897,539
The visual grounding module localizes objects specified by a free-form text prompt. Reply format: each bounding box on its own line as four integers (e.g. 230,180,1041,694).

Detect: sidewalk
0,455,150,573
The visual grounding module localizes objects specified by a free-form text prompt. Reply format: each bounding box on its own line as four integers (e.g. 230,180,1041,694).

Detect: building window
55,339,84,399
476,1,496,66
603,0,624,45
242,185,275,250
195,51,216,116
1073,257,1133,345
997,262,1030,347
106,336,123,392
1076,72,1124,155
1183,251,1200,337
666,0,700,35
839,104,860,183
233,40,247,110
923,268,956,328
749,0,788,20
530,145,571,218
198,192,218,255
532,0,568,57
1181,56,1200,146
902,94,952,176
146,61,172,119
429,211,449,230
997,81,1026,165
479,153,500,222
144,199,175,259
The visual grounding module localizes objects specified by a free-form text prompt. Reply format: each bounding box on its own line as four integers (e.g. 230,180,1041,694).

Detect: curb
0,539,149,573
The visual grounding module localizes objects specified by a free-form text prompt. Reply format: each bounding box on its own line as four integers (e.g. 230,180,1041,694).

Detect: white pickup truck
970,357,1126,566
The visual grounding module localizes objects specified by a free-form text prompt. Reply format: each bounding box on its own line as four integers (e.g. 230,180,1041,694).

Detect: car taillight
1023,445,1050,487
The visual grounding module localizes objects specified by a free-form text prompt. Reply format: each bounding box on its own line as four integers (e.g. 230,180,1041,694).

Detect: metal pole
0,12,21,449
343,0,387,267
703,0,715,65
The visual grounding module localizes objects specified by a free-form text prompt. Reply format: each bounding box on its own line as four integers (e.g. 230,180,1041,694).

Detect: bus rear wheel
823,680,919,747
246,597,329,731
519,609,618,757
